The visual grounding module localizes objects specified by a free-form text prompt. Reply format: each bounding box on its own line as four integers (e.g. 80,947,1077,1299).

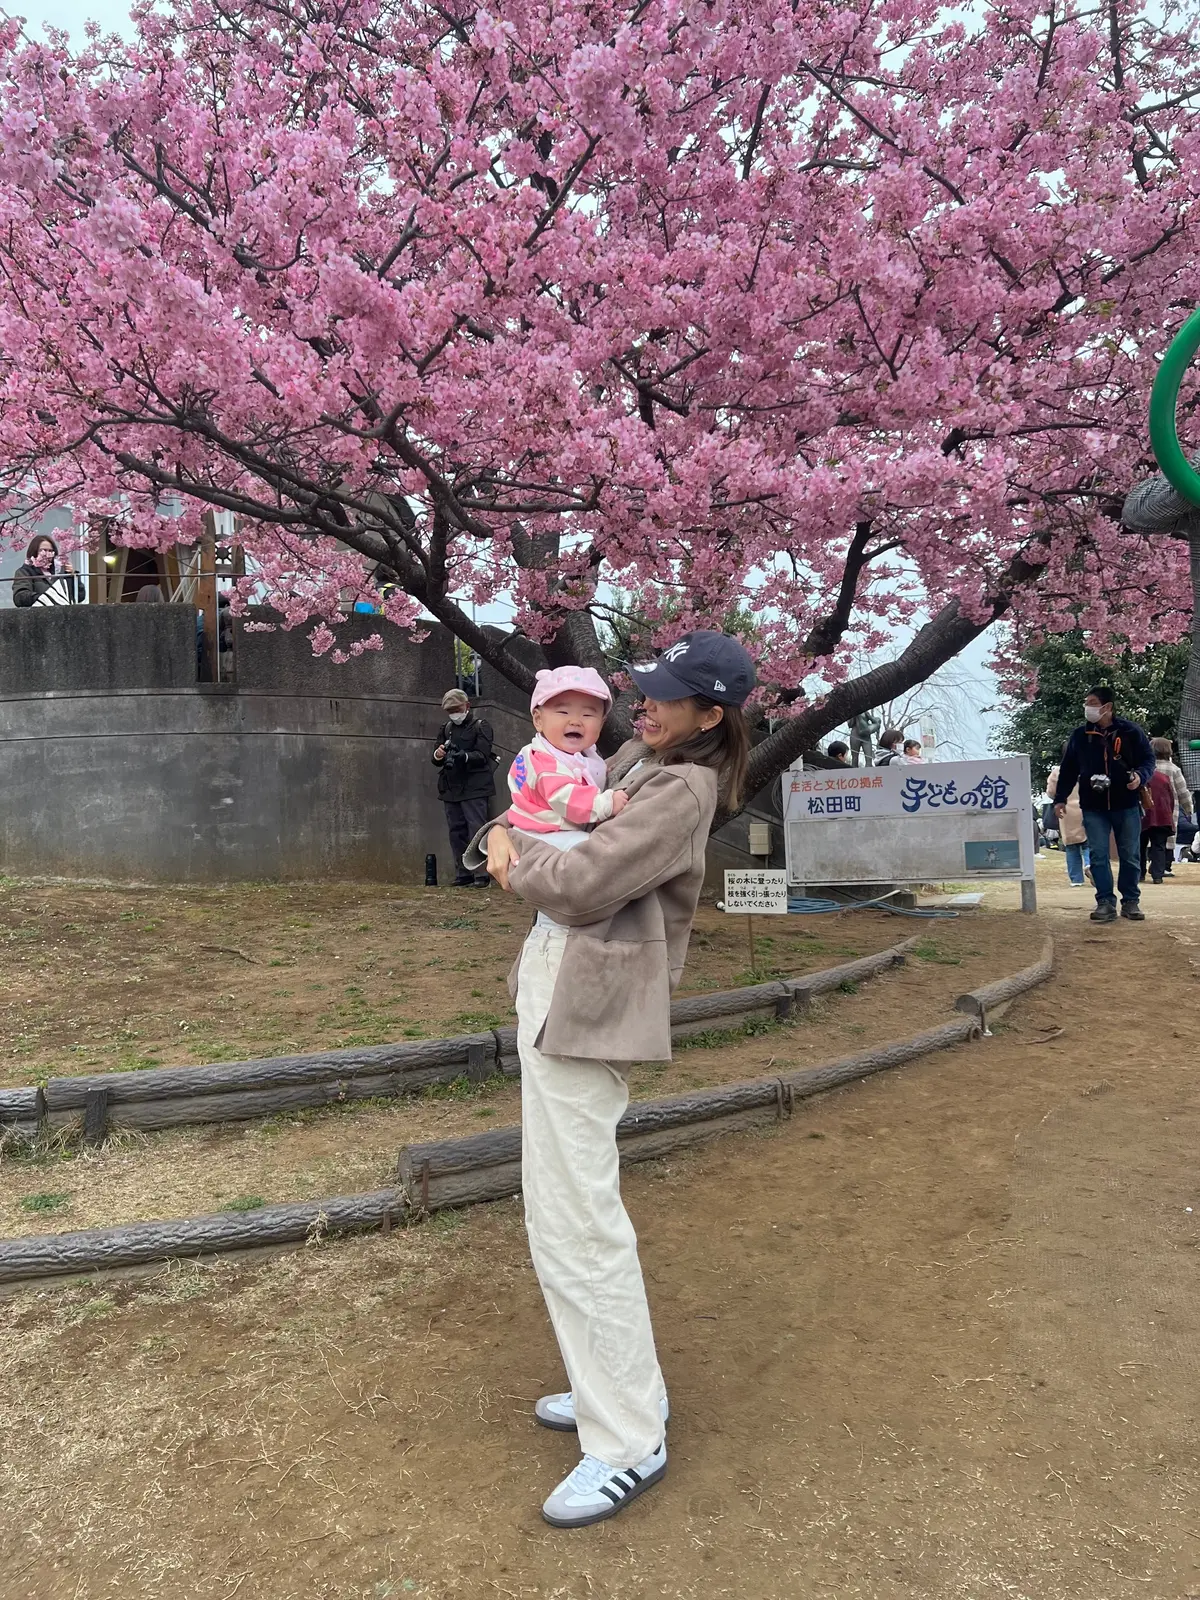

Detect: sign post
783,756,1037,911
721,869,789,974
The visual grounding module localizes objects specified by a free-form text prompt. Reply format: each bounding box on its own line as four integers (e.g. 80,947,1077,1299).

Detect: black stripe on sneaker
598,1485,622,1505
623,1468,642,1485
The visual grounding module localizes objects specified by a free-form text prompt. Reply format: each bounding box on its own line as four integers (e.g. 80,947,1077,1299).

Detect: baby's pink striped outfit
505,735,617,834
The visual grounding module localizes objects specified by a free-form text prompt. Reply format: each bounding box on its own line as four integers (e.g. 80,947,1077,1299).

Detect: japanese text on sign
899,774,1011,814
792,774,884,793
807,793,862,816
722,870,788,916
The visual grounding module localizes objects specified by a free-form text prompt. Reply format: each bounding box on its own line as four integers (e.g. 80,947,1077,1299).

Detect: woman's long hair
658,696,751,811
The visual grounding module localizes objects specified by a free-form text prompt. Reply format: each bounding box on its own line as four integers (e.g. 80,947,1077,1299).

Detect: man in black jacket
1054,686,1155,924
432,688,497,887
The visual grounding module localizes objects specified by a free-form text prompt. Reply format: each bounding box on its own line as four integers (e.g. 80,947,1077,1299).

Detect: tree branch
744,534,1053,800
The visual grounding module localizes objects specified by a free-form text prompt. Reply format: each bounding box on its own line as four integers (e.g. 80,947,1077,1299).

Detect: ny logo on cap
662,641,690,662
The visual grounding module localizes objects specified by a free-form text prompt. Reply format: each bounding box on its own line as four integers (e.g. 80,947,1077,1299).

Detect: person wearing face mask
431,688,497,887
1054,686,1155,924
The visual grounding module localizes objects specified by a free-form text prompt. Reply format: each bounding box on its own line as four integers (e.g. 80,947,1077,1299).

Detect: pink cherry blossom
0,0,1194,788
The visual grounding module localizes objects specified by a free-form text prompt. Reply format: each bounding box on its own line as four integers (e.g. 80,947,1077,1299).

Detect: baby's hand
610,790,630,816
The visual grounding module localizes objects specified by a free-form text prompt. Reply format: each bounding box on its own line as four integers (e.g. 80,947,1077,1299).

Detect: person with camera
1054,686,1155,924
432,688,497,887
12,534,83,606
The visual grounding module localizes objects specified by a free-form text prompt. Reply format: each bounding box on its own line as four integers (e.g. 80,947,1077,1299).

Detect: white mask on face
447,710,468,725
1083,704,1103,723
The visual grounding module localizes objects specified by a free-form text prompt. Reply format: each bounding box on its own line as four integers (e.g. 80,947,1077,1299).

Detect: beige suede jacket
467,743,718,1063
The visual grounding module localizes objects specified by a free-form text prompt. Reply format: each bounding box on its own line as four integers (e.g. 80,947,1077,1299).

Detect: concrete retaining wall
0,605,780,884
0,609,524,881
0,602,199,690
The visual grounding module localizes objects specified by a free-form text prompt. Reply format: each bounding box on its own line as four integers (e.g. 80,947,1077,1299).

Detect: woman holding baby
470,630,756,1528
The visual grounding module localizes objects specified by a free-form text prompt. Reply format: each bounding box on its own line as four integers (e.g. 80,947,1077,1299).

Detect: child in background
506,667,628,849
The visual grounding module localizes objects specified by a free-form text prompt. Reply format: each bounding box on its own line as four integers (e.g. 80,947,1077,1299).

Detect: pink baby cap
530,665,613,713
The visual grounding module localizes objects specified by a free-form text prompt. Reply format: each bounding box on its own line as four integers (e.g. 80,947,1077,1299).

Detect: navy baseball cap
627,630,757,707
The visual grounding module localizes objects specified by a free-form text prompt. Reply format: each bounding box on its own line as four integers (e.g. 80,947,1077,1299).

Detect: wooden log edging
0,1087,44,1143
0,1189,404,1284
397,1016,982,1212
0,938,1054,1286
3,936,921,1139
953,937,1054,1030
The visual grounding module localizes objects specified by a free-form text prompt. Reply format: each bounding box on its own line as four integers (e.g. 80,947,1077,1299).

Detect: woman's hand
486,825,520,891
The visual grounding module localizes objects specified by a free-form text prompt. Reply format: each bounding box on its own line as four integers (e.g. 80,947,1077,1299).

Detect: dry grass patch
0,912,1040,1239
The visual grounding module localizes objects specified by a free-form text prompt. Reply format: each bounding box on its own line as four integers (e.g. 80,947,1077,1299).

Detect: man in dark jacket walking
1054,686,1155,924
432,688,496,887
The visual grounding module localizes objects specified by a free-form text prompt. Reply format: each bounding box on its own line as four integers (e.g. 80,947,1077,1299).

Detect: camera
1089,773,1111,792
442,746,468,769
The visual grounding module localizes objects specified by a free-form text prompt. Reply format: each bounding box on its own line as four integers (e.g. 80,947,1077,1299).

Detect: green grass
912,939,964,966
421,1071,509,1102
220,1194,266,1213
428,1209,467,1235
445,1009,508,1032
673,1016,784,1052
18,1191,71,1213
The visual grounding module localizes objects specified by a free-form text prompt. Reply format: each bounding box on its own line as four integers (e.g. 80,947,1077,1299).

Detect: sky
7,0,131,34
8,0,1011,761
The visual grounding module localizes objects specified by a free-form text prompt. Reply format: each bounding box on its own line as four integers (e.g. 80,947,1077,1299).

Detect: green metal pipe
1148,306,1200,508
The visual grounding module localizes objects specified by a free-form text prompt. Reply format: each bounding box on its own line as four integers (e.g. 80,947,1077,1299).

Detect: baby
505,666,629,846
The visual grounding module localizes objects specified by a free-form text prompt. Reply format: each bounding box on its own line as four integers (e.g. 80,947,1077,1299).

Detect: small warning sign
722,870,789,916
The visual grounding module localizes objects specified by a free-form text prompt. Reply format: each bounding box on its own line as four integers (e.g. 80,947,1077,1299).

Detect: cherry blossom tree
0,0,1197,797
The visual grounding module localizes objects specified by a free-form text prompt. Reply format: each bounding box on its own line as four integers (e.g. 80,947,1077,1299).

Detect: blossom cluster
0,0,1194,696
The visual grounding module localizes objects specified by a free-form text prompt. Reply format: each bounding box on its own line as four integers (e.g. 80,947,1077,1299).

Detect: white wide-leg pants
516,925,667,1469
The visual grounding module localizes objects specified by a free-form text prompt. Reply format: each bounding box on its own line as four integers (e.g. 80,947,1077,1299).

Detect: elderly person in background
1151,737,1194,875
1047,755,1090,887
432,688,497,887
12,534,82,606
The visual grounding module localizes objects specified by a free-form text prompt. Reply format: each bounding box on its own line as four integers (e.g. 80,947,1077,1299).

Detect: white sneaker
535,1391,669,1433
541,1443,667,1528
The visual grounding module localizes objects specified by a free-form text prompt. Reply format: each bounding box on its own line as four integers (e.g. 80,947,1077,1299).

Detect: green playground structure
1149,306,1200,508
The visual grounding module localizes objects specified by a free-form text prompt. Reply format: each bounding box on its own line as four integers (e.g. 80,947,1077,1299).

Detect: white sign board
722,869,789,916
784,756,1036,908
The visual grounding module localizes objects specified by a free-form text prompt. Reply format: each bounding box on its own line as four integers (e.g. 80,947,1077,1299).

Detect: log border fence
0,939,1053,1287
2,937,922,1142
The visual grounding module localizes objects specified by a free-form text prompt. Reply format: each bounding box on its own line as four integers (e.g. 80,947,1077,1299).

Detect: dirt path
3,860,1200,1598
